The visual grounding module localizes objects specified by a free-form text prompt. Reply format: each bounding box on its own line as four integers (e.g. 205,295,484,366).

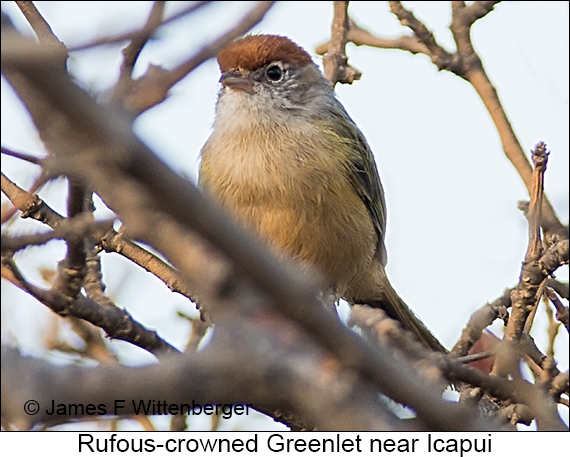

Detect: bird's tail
361,268,448,353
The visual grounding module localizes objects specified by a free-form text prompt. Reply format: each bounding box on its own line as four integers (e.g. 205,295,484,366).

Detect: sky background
1,1,568,430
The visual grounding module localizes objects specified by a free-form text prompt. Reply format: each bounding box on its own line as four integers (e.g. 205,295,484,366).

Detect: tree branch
113,1,276,115
1,256,180,357
324,1,567,239
322,1,361,86
1,22,500,431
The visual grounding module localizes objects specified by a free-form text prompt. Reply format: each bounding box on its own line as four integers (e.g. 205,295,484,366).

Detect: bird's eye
265,65,283,82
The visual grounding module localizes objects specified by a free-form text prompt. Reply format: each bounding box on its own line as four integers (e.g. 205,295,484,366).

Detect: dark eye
266,65,283,82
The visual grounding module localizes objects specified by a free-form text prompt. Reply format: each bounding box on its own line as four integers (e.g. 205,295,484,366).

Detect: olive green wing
329,109,388,266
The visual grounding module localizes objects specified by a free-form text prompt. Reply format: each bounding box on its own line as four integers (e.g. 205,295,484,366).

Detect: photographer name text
44,400,251,419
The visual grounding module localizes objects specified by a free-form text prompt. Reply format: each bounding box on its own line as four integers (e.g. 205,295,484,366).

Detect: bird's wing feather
327,108,388,266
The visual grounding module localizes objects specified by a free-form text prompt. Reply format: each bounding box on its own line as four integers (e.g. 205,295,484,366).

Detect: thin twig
322,2,361,86
114,2,166,97
1,172,58,226
525,142,548,261
99,229,197,301
2,26,496,430
389,1,459,73
544,299,559,361
14,0,67,67
545,287,569,333
1,146,43,165
350,305,548,409
0,172,47,225
451,288,511,357
316,19,429,56
509,355,568,431
2,168,194,298
546,278,569,300
1,216,113,252
2,257,179,357
505,143,549,343
15,1,62,45
336,1,566,239
67,2,212,52
457,350,494,364
549,371,569,399
114,1,276,114
493,143,553,377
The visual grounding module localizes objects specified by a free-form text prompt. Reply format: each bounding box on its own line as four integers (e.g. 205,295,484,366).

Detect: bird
199,34,446,352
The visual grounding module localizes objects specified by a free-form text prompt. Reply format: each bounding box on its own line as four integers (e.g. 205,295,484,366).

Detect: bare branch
545,287,570,333
114,1,276,114
525,142,548,262
3,2,566,432
549,371,569,399
316,19,429,56
1,172,59,227
322,2,361,86
1,257,180,357
509,360,567,431
14,0,67,67
546,278,569,300
116,1,166,87
67,1,213,52
1,145,43,165
503,145,549,344
350,305,560,417
452,288,510,357
99,229,196,301
48,180,89,302
336,1,567,239
456,350,494,364
1,25,499,431
1,316,402,431
493,145,564,377
389,1,460,73
1,169,196,302
1,216,112,252
15,1,62,45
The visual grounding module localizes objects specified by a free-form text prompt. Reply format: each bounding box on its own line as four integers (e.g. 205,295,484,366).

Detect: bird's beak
220,71,254,92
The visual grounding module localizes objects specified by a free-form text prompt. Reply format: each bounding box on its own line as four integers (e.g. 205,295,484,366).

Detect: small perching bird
199,34,446,352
